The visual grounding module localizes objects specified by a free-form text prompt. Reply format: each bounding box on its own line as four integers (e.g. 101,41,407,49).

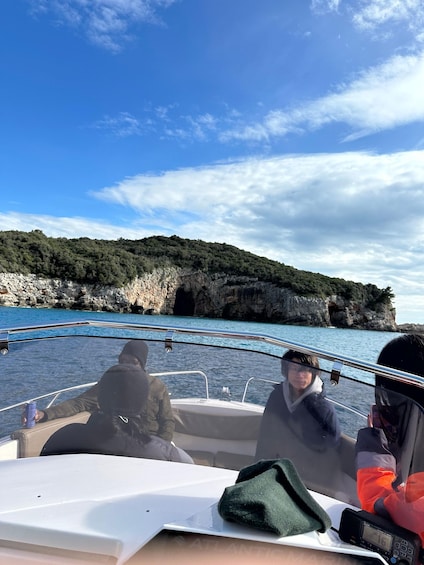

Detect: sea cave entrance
173,287,195,316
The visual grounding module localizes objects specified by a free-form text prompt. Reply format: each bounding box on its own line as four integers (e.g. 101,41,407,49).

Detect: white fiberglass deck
0,453,384,564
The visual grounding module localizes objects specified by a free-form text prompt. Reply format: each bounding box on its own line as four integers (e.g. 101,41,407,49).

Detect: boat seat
172,405,261,470
214,450,254,470
11,412,91,458
337,433,357,480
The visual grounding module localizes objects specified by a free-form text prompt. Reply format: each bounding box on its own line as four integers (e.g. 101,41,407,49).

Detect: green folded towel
218,458,331,536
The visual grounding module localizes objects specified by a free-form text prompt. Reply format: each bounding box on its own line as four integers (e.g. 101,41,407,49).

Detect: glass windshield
1,331,423,508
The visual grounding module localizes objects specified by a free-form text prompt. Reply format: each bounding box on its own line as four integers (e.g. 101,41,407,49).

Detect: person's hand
36,409,45,422
21,408,45,425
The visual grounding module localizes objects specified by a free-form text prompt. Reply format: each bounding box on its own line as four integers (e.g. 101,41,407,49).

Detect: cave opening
173,287,195,316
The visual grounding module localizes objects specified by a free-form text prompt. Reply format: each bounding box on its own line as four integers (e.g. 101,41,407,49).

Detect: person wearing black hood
356,334,424,548
32,340,175,441
117,340,174,440
40,364,192,463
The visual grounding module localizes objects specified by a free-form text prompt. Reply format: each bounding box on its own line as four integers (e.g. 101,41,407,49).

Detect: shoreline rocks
0,271,397,331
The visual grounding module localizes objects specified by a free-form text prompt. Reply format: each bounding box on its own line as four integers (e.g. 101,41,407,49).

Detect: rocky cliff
0,270,397,331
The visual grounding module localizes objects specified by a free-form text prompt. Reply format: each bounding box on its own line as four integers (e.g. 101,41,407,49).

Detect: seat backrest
173,407,262,440
11,412,91,458
337,433,357,480
172,405,262,470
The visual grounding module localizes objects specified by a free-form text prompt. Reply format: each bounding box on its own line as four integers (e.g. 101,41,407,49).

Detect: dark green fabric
218,458,331,536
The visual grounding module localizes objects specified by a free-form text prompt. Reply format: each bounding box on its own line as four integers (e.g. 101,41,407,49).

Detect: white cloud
96,49,424,145
0,212,151,240
92,112,146,137
221,51,424,143
91,150,424,298
27,0,178,52
311,0,341,15
89,47,424,145
351,0,424,33
312,0,424,40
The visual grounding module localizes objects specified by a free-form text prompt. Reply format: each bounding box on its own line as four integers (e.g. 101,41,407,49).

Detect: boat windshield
1,328,423,509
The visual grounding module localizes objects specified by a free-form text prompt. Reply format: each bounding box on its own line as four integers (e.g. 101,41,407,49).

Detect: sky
1,1,424,324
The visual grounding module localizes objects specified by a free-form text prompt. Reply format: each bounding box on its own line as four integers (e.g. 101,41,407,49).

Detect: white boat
0,319,422,564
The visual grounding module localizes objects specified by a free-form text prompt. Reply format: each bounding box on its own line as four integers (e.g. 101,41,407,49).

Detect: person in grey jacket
41,364,192,464
33,340,175,441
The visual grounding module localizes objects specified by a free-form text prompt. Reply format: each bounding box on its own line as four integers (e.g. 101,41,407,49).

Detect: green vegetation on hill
0,230,394,309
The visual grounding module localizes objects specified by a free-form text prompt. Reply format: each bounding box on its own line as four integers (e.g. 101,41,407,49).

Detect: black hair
281,349,320,379
376,334,424,410
375,334,424,474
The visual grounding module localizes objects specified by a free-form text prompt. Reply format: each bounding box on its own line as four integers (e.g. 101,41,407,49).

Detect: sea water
0,304,400,364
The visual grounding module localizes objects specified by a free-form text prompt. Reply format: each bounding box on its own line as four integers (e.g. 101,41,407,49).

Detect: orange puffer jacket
356,427,424,546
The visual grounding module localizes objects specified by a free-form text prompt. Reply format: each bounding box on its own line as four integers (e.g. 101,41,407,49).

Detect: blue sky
1,1,424,324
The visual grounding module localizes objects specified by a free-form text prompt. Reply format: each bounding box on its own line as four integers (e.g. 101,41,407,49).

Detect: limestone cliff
0,270,397,331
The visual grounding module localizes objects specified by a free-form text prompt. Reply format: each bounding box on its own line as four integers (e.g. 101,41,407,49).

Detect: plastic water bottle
25,401,37,428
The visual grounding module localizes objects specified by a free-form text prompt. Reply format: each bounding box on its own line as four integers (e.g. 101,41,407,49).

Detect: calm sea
0,305,401,365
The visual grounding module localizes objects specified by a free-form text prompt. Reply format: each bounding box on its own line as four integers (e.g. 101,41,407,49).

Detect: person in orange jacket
355,334,424,548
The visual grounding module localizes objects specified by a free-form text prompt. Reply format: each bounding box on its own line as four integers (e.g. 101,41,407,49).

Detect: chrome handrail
241,376,368,419
0,382,98,413
1,319,423,389
0,370,210,414
241,376,279,402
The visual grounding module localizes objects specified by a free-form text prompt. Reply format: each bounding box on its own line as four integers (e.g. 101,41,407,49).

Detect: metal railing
0,371,210,415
